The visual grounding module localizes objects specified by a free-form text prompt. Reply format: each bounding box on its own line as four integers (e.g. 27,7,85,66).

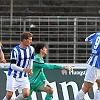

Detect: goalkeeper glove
63,65,73,72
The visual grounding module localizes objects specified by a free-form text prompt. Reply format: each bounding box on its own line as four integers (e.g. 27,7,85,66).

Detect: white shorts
6,75,30,92
84,64,100,83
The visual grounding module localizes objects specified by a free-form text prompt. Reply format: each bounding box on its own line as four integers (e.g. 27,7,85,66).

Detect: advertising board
0,64,97,100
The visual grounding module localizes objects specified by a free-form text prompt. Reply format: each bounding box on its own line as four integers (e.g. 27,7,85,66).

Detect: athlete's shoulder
95,32,100,37
34,54,41,61
12,45,19,50
34,54,40,59
11,45,20,54
30,45,34,48
29,45,34,51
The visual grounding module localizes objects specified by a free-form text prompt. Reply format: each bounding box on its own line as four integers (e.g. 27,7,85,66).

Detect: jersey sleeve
85,33,96,42
10,48,17,60
34,60,62,69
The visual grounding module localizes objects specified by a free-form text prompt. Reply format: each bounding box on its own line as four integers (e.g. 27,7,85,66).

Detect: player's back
86,32,100,68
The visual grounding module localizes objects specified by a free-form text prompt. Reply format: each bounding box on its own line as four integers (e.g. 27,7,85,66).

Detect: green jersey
27,54,62,99
29,54,62,84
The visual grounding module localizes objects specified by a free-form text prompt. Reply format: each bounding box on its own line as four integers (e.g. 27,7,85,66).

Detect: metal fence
0,16,100,63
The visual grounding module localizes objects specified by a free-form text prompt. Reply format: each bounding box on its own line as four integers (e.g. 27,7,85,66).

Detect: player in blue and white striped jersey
86,32,100,68
3,32,34,100
75,32,100,100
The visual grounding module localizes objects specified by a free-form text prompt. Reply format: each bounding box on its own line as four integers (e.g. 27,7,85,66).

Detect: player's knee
23,92,30,98
48,88,53,94
6,92,13,99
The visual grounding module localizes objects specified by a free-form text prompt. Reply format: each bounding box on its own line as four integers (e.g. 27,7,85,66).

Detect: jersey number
94,36,100,49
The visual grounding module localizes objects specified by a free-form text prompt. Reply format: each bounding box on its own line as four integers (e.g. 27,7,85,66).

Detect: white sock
15,94,25,100
3,96,8,100
75,89,85,100
94,90,100,100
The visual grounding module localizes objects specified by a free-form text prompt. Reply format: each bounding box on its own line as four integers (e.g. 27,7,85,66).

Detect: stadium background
0,0,100,100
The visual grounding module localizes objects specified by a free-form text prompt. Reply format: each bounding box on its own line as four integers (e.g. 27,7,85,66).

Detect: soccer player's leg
94,80,100,100
75,89,85,100
94,90,100,100
26,87,34,100
45,94,53,100
39,83,53,100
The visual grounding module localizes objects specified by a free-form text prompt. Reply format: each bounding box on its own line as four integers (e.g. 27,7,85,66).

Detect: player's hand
0,59,6,63
28,70,33,76
43,80,51,87
23,68,32,73
63,65,73,72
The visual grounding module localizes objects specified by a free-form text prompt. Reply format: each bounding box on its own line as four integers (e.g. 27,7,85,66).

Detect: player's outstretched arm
34,61,62,69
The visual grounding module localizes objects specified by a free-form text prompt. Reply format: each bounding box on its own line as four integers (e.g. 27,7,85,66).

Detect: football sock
94,90,100,100
75,89,85,100
15,94,25,100
45,94,53,100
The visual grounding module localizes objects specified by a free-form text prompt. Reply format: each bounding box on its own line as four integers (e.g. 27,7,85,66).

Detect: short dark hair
35,43,46,54
21,32,33,41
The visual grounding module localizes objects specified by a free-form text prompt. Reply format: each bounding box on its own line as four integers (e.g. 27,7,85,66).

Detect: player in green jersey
26,43,72,100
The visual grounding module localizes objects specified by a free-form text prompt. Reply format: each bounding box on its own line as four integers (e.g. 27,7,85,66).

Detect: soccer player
0,42,6,63
3,32,34,100
26,43,73,100
75,32,100,100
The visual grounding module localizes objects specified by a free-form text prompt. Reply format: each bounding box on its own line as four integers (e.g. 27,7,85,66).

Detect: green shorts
30,75,44,93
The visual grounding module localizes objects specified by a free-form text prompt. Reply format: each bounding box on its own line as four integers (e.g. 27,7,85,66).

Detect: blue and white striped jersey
86,32,100,68
8,45,34,78
0,42,4,50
